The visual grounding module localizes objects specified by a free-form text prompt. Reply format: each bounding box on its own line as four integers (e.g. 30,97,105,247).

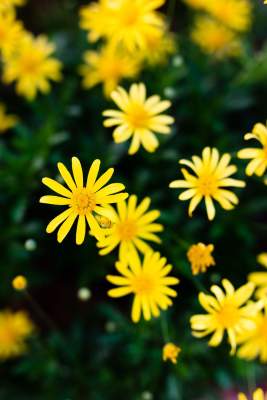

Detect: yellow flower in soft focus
191,17,242,58
0,309,34,360
0,0,25,13
12,275,27,291
0,10,24,59
79,0,113,42
205,0,252,33
237,304,267,363
2,33,62,101
248,253,267,299
238,123,267,177
187,243,215,275
238,389,267,400
97,194,163,261
107,251,179,322
162,342,181,364
190,279,260,354
0,103,18,133
169,147,245,221
103,83,174,155
40,157,128,245
79,45,140,97
137,29,176,66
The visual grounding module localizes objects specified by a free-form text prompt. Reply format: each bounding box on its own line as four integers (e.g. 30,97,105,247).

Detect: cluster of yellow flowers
78,0,176,97
0,0,62,101
185,0,252,58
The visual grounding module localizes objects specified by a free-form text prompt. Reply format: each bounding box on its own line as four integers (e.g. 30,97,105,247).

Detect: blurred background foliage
0,0,267,399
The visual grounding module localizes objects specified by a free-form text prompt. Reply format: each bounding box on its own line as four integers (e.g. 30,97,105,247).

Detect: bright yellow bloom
187,243,215,275
12,275,27,291
191,17,242,58
0,103,18,133
40,157,128,245
2,33,62,100
205,0,252,32
162,342,181,364
169,147,245,220
79,0,114,42
190,279,259,354
103,83,174,155
238,123,267,177
97,194,163,261
79,45,140,97
0,10,24,59
137,29,176,66
237,304,267,363
248,253,267,299
107,251,179,322
0,309,34,360
238,389,267,400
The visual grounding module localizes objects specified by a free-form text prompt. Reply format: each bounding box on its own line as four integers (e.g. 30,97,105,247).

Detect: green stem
160,312,170,342
167,0,177,28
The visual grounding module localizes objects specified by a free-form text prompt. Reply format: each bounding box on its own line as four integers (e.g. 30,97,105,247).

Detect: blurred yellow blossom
248,252,267,299
187,243,215,275
0,310,34,360
238,123,267,177
169,147,245,221
103,83,174,155
0,10,25,59
79,0,114,42
107,251,179,322
137,29,176,66
238,389,267,400
0,103,18,133
162,343,181,364
40,157,128,245
97,194,163,261
12,275,27,291
0,0,26,13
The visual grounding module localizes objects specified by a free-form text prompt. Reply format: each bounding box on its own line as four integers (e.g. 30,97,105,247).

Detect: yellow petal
40,196,71,205
72,157,84,188
42,177,72,198
57,212,77,243
76,215,86,245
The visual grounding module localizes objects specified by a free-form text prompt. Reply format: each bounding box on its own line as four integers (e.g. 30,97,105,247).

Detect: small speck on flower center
72,189,96,215
217,302,240,328
117,220,137,240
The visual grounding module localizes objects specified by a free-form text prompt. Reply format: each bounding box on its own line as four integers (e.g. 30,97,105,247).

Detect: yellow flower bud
12,275,27,291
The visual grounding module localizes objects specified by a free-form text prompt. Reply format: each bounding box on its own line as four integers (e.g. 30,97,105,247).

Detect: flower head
0,103,18,133
107,251,179,322
187,243,215,275
0,10,24,59
40,157,128,245
248,253,267,299
97,194,163,261
79,45,140,97
190,279,260,354
162,342,181,364
103,83,174,155
238,123,267,177
2,33,62,100
169,147,245,220
12,275,27,291
238,389,267,400
0,309,34,360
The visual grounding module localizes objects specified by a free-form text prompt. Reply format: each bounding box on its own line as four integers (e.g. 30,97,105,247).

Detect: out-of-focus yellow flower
187,243,215,275
162,342,181,364
97,194,163,261
237,304,267,363
238,123,267,177
191,17,242,58
103,83,174,155
2,33,62,100
0,103,18,133
205,0,252,33
79,0,114,42
0,309,34,360
0,0,26,13
137,29,176,66
248,253,267,299
107,251,179,323
169,147,245,221
79,45,140,97
190,279,260,354
238,388,267,400
0,10,25,59
12,275,27,291
40,157,128,245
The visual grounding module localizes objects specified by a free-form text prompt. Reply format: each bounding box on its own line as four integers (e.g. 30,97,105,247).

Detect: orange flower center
217,302,240,328
197,174,218,196
72,189,96,215
132,274,155,295
127,104,149,130
258,318,267,341
20,53,41,75
117,219,137,240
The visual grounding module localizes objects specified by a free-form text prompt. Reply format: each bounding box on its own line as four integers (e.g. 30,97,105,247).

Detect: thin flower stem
160,312,170,342
167,0,177,28
247,363,256,395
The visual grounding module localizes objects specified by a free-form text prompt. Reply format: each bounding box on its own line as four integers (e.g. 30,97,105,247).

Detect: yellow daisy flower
97,194,163,261
190,279,260,354
0,10,24,59
238,389,267,400
40,157,128,245
162,342,181,364
191,17,242,58
237,123,267,177
237,304,267,363
187,243,215,275
103,83,174,155
0,309,34,360
107,251,179,322
2,33,62,100
79,45,140,97
0,103,18,133
248,253,267,299
169,147,246,220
